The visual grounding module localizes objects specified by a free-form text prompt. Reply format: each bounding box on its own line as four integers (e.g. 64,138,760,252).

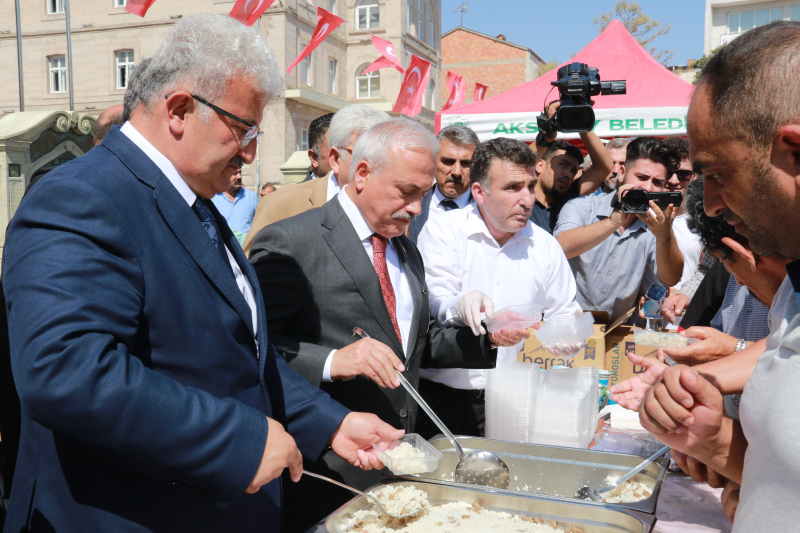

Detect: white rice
341,486,583,532
600,475,653,503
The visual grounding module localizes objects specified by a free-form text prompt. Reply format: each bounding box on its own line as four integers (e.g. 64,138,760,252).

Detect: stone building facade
440,26,542,105
0,0,442,189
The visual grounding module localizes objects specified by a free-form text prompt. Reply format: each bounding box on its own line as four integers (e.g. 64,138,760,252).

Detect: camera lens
621,190,650,213
555,103,596,133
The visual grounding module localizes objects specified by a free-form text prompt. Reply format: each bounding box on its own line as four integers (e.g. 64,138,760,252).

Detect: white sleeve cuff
322,349,337,382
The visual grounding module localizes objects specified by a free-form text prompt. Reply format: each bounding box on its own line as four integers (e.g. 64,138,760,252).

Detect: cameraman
530,100,612,233
553,137,683,323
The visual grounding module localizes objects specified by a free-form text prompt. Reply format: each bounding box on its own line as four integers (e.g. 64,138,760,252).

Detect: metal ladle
302,470,422,519
352,327,510,489
577,445,670,502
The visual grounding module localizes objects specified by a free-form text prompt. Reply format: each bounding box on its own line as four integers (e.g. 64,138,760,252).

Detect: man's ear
164,92,192,137
329,147,341,176
352,160,371,192
721,237,756,272
471,181,486,206
535,158,545,175
308,149,319,170
618,164,626,182
772,124,800,188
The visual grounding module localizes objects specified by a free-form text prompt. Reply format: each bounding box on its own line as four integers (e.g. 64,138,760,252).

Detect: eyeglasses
165,93,262,148
675,169,695,182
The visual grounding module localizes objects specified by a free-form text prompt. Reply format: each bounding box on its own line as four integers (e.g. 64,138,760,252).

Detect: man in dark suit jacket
407,124,479,243
1,14,400,532
250,119,525,529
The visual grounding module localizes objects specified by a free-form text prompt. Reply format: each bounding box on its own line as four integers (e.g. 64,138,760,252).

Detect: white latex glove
456,290,494,336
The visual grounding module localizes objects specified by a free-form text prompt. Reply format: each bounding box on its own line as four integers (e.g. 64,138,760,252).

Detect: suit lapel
153,182,255,338
321,201,406,357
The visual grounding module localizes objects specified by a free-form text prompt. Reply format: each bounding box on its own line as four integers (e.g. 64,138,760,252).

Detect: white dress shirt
428,185,472,219
418,203,581,390
326,171,341,202
321,187,415,381
120,122,259,347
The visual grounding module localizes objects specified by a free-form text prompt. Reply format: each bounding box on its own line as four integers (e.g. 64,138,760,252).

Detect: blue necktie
440,199,458,211
193,198,231,268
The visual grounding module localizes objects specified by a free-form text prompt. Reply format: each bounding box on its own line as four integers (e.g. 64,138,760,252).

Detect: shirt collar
464,203,535,246
433,184,472,208
120,121,197,206
337,186,387,245
327,171,341,201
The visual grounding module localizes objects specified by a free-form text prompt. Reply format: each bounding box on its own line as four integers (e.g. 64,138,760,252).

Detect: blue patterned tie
193,198,230,267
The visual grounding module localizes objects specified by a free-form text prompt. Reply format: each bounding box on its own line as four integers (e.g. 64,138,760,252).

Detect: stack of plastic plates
529,367,599,449
485,363,541,443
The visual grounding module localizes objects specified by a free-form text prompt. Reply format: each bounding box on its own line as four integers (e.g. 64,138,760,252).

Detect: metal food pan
392,436,667,515
324,480,655,533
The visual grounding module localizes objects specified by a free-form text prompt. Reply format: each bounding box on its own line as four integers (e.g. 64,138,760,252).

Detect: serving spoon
352,327,510,489
577,445,670,502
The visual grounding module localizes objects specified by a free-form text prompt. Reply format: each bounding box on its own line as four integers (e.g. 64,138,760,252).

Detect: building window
356,0,379,30
301,129,309,151
327,0,335,12
114,0,127,7
792,5,800,20
49,55,66,93
425,79,435,109
728,8,782,33
48,0,65,14
299,47,312,86
407,0,414,33
356,64,379,99
327,58,337,94
428,2,434,46
116,50,134,90
418,0,424,39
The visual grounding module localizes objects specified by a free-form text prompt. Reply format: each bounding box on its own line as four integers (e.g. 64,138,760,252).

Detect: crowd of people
1,11,798,533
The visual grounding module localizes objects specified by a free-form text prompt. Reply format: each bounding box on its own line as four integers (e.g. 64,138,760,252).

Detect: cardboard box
517,323,607,370
604,325,664,388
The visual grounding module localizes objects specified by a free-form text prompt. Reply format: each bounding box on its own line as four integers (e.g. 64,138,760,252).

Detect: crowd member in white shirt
407,125,479,243
417,137,582,438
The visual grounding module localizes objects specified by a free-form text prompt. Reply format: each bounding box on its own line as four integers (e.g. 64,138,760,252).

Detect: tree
537,60,561,78
593,1,674,65
692,46,723,84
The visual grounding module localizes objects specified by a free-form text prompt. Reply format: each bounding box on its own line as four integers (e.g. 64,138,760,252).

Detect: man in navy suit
2,14,401,532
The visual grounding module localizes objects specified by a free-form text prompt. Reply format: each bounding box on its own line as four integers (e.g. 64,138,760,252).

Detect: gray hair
606,137,630,151
350,118,438,180
122,57,151,122
328,104,391,149
436,124,479,147
137,13,283,121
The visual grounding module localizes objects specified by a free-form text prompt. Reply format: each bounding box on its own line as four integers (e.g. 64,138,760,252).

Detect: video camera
611,190,683,214
548,63,626,133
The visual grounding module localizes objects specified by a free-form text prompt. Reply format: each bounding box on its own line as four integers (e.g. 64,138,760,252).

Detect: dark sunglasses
675,169,695,182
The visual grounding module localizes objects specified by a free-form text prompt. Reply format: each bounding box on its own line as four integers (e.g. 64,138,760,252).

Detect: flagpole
254,19,261,192
14,0,24,111
65,0,74,111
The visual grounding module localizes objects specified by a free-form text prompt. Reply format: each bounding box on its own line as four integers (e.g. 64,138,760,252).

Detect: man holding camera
530,101,613,234
554,137,684,323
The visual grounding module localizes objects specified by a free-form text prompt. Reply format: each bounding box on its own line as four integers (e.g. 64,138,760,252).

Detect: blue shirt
211,187,259,235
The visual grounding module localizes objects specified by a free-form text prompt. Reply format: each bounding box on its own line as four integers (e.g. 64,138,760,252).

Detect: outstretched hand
329,412,405,471
609,351,668,411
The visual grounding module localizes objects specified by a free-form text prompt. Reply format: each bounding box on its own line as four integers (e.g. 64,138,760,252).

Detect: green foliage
692,46,723,83
593,1,674,65
537,60,561,78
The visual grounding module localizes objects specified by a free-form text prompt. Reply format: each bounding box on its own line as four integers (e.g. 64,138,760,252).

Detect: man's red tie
371,234,403,344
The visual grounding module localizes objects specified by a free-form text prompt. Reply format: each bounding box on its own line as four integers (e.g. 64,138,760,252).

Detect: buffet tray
391,436,667,515
324,480,655,533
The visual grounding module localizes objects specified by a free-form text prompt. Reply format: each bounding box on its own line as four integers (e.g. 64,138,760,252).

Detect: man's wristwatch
734,338,747,352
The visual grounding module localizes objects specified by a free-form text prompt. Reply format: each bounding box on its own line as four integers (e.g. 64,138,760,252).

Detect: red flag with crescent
125,0,158,17
441,71,466,111
474,82,488,102
229,0,276,26
287,8,346,74
362,35,404,74
392,54,431,117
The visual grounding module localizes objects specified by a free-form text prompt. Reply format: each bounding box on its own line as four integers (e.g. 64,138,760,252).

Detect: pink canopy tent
436,19,695,141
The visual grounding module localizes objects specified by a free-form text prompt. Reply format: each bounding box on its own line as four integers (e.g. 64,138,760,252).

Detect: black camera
550,63,626,133
613,190,684,214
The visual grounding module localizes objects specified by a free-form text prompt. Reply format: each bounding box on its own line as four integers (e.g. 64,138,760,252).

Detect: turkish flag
392,54,431,117
229,0,276,26
125,0,157,17
362,35,404,74
474,82,488,102
441,71,466,111
287,8,346,74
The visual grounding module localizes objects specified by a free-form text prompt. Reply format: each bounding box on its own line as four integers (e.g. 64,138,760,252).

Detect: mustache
227,155,245,169
391,210,416,222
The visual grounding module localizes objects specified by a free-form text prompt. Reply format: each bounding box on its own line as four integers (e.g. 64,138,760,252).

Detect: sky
440,0,706,66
